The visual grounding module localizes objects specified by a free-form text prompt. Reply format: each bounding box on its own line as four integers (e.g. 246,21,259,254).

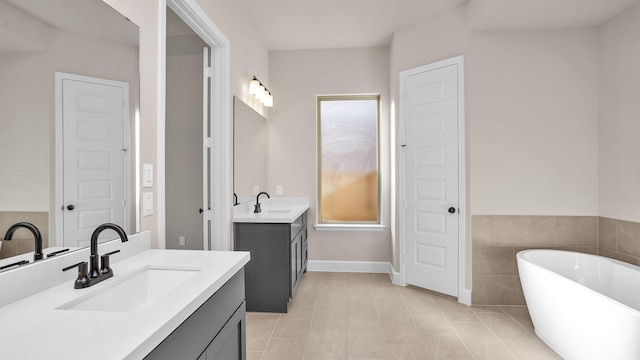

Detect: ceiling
469,0,640,31
238,0,469,50
0,0,137,53
239,0,640,50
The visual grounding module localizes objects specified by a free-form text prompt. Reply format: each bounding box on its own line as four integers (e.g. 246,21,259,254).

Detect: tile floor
246,272,562,360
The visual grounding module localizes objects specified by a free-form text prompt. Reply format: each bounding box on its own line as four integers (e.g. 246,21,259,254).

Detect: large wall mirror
233,97,268,204
0,0,139,269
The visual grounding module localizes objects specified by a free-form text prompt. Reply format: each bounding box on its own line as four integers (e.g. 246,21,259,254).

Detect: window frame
315,94,382,229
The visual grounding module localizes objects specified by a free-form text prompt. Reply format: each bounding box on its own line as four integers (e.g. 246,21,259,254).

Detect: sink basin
265,209,290,214
57,266,200,312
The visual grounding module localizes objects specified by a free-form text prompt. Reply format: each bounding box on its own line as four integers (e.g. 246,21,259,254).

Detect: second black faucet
254,192,270,213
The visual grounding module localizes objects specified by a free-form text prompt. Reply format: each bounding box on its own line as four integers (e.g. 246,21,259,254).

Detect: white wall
598,3,640,223
269,47,392,263
468,28,599,215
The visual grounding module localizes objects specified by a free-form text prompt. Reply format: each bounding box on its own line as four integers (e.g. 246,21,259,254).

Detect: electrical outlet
276,185,283,195
179,236,185,246
253,185,259,195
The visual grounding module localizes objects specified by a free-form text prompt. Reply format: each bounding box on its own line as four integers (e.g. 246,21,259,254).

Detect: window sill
313,224,386,232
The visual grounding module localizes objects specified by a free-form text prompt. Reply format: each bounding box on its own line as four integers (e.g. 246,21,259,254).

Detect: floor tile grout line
394,284,430,359
254,312,281,360
471,307,521,360
398,286,442,358
497,305,536,336
301,272,323,360
494,305,562,359
426,292,484,360
368,273,391,359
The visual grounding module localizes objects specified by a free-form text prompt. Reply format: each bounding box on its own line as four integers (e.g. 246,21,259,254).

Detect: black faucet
3,222,44,261
233,192,238,206
63,223,128,289
254,191,270,213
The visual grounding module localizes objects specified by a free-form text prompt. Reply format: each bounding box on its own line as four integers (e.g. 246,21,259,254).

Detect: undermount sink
57,266,200,312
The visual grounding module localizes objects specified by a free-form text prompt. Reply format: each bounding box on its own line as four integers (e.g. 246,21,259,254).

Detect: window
317,95,380,226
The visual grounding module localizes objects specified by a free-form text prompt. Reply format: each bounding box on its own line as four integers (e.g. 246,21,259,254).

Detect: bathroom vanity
0,238,250,360
233,198,309,313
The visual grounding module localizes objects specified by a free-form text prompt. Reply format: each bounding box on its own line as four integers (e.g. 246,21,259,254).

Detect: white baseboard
307,260,391,274
459,288,472,306
389,264,403,286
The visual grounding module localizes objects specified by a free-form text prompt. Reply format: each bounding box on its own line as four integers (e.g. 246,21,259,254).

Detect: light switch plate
143,164,153,187
143,192,153,216
276,186,283,195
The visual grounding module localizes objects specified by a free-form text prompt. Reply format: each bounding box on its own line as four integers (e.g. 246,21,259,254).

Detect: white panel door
61,75,128,247
404,63,459,297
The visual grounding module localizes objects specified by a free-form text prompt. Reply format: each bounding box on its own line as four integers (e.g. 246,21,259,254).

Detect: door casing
162,0,231,251
399,55,470,305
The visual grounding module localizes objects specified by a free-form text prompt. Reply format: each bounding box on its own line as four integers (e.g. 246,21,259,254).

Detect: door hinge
205,67,213,78
201,209,214,220
122,199,126,207
204,137,214,148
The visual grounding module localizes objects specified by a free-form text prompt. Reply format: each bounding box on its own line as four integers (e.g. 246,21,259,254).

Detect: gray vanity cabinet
234,211,307,313
145,270,246,360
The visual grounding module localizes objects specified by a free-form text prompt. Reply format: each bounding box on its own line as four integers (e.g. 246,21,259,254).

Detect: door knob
448,207,456,214
66,204,75,211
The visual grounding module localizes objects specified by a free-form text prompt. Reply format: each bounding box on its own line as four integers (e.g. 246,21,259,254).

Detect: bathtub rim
516,248,640,315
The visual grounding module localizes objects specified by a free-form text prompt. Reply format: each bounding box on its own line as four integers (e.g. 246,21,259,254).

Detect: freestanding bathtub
517,249,640,360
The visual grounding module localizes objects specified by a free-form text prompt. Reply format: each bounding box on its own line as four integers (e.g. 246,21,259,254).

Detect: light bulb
264,93,273,107
249,79,259,95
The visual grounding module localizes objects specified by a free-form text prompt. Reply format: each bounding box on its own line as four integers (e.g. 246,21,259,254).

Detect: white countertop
233,197,309,223
0,249,250,360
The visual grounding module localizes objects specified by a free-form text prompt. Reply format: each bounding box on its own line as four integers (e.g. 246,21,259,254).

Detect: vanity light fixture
249,76,273,107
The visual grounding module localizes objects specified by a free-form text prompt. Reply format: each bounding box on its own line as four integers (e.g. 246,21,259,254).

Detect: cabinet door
296,233,303,278
290,235,300,297
301,229,308,273
203,302,246,360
